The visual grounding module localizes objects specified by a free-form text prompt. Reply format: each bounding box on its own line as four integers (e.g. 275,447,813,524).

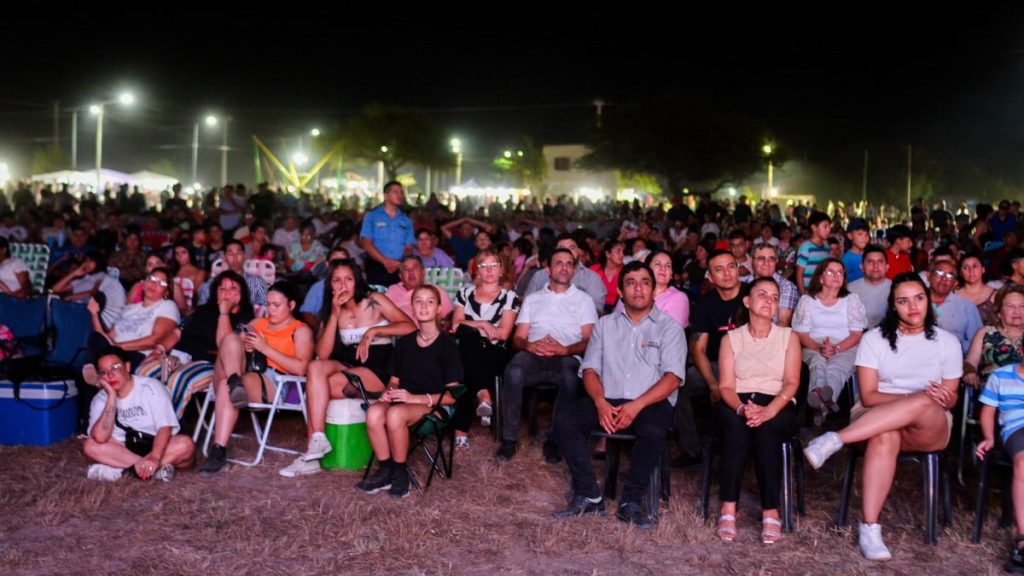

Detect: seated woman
50,252,126,329
956,253,997,326
107,229,147,289
197,281,314,476
0,236,30,299
357,284,463,498
82,267,180,375
964,283,1024,389
278,259,415,477
714,276,801,544
170,240,206,316
589,240,624,314
792,257,867,425
134,270,255,420
126,254,166,304
285,223,327,274
804,273,963,561
451,248,520,450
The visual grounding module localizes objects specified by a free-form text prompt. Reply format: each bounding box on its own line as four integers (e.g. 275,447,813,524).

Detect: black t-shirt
389,333,464,395
689,283,749,362
177,304,254,361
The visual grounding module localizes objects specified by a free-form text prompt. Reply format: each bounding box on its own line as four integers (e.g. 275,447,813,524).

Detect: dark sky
3,10,1024,190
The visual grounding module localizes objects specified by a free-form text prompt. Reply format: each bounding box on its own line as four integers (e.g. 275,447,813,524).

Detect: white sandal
716,514,737,542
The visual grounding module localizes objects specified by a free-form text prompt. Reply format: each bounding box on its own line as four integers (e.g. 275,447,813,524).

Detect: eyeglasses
823,269,844,277
97,362,125,378
146,274,169,287
932,270,957,281
478,262,501,269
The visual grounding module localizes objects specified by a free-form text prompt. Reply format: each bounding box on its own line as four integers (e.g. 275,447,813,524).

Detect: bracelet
735,404,744,415
219,312,230,317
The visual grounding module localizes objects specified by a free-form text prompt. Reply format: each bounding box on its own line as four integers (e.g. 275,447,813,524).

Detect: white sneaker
300,432,332,462
279,457,322,478
858,522,892,561
804,432,843,470
86,463,124,482
154,464,176,482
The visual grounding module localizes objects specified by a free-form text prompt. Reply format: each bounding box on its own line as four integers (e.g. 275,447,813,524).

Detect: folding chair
0,293,49,359
353,373,465,492
201,372,308,467
244,259,277,285
10,243,49,295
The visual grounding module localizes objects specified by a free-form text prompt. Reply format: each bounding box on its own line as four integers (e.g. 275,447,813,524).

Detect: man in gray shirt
848,245,891,329
524,233,606,312
552,261,685,529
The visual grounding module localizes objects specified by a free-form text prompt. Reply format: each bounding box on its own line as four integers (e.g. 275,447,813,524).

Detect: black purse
115,413,155,457
246,350,268,373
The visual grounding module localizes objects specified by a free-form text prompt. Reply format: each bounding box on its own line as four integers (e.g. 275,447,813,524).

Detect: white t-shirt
517,284,597,347
0,256,29,292
271,228,300,249
112,299,180,354
0,225,27,241
854,327,964,395
88,375,180,442
792,294,867,344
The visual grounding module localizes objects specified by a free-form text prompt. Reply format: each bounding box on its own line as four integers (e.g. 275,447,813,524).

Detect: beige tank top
727,324,792,396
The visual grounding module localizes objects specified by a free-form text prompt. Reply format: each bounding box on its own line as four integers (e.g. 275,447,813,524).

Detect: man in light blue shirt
359,181,414,286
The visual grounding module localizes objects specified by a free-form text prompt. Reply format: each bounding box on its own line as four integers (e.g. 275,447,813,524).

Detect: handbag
115,413,155,457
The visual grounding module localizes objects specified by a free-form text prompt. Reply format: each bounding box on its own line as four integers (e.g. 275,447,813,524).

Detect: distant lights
762,144,773,155
0,162,10,182
450,138,461,153
503,150,512,158
380,145,389,153
89,104,102,115
516,150,524,157
118,92,135,105
287,185,296,193
205,115,218,127
727,187,737,197
310,128,321,137
293,152,308,166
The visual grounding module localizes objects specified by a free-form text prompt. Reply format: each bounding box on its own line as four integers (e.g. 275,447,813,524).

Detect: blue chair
46,299,91,371
0,294,49,359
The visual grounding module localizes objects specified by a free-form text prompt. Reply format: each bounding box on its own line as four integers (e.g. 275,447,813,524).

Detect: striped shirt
796,240,830,289
980,364,1024,443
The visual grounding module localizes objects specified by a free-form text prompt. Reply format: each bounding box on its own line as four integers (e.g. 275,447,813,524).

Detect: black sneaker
356,466,392,494
1007,546,1024,574
495,440,518,461
553,495,606,519
542,439,562,464
616,501,654,530
198,444,229,477
228,374,248,409
388,465,410,499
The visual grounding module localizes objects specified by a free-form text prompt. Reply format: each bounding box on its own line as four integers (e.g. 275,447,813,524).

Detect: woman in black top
357,285,463,499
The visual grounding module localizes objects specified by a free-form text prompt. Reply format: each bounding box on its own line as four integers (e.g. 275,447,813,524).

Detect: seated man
83,347,195,481
523,233,606,313
497,247,597,463
553,261,685,529
384,256,453,327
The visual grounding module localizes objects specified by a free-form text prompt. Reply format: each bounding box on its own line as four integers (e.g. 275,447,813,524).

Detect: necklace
417,331,440,346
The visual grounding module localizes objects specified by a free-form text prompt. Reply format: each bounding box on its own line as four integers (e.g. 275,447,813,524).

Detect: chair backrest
106,266,121,280
209,258,230,279
244,259,276,285
10,243,49,295
173,277,195,311
45,299,92,369
0,293,49,357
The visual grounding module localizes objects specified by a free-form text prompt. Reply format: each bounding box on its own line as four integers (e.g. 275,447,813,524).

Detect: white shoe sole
279,466,322,478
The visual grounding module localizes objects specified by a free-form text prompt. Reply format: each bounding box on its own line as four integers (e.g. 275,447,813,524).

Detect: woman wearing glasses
84,267,180,372
451,248,520,449
792,257,867,425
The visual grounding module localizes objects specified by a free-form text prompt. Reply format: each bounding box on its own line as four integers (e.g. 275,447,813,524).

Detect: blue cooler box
0,379,78,446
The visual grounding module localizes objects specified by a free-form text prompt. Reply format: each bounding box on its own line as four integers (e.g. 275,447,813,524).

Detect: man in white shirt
497,248,597,463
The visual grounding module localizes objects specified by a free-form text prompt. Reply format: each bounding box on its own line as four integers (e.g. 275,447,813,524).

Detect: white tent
129,171,177,192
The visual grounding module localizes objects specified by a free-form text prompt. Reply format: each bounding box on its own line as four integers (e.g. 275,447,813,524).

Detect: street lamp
218,116,233,186
450,138,463,187
762,144,774,200
89,91,134,193
191,114,219,186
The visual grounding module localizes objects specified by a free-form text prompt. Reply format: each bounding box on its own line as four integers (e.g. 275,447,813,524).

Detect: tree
492,136,546,189
31,144,70,175
345,104,451,181
580,93,768,197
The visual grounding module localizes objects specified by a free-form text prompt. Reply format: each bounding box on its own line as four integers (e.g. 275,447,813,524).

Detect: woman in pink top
612,250,689,328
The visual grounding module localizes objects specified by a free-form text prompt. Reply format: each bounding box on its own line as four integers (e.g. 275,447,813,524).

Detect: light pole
89,91,134,193
762,144,774,201
451,138,462,187
192,114,218,186
218,116,233,186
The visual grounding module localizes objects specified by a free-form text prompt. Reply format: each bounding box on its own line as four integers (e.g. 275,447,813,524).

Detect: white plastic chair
200,373,308,467
244,259,276,285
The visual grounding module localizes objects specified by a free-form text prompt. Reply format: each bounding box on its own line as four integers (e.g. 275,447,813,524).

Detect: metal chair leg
781,440,794,533
837,447,858,529
973,450,993,544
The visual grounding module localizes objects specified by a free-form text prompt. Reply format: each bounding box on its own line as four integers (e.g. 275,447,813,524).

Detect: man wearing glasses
929,260,982,353
752,244,797,327
83,347,195,482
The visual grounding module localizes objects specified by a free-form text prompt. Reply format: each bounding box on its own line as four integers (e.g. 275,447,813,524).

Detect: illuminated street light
310,128,321,137
450,138,463,187
192,113,219,186
89,91,134,193
762,143,775,201
503,150,512,159
293,152,308,166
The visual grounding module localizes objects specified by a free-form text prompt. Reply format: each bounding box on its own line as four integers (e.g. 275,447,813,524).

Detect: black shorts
1004,427,1024,460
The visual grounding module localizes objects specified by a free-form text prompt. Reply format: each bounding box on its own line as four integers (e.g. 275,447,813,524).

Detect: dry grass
0,412,1014,575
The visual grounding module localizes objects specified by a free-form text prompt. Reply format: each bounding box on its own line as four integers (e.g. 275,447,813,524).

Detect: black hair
204,270,254,323
879,272,937,351
616,260,654,292
318,258,371,324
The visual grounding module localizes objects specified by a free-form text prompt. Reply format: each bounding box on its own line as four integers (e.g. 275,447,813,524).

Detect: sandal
716,514,736,542
761,516,782,544
454,436,470,451
1007,535,1024,573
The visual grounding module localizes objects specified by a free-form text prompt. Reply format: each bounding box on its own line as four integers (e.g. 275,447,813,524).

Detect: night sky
3,10,1023,196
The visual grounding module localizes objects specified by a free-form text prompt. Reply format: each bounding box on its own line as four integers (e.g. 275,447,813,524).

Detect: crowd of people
6,179,1024,564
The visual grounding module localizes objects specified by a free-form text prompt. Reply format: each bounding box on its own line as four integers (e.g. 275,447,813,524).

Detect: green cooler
321,399,372,470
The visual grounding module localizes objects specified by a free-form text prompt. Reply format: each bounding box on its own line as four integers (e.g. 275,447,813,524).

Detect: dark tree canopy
345,104,452,181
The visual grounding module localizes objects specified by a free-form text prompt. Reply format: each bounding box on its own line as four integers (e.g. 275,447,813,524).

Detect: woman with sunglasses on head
792,257,867,425
358,284,463,498
803,273,963,561
83,266,180,374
